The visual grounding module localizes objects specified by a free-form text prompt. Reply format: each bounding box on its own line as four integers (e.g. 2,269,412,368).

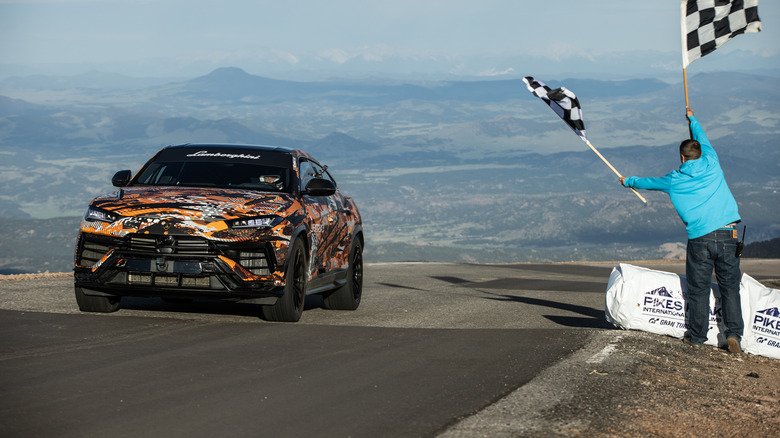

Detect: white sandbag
605,263,780,360
741,274,780,359
605,263,716,343
604,264,684,336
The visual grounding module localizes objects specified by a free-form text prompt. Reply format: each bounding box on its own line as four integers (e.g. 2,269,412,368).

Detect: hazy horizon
2,1,779,81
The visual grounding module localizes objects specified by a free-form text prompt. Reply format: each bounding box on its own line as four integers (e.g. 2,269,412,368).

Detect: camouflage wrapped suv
73,144,363,322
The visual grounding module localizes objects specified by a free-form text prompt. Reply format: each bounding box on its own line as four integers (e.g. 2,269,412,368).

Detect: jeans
685,229,743,345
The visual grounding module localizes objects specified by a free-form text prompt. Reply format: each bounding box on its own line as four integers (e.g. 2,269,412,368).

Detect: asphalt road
1,260,778,438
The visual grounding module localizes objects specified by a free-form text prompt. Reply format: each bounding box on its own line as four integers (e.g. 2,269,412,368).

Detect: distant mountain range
0,68,778,270
2,45,779,82
7,66,770,107
3,67,778,151
166,67,674,104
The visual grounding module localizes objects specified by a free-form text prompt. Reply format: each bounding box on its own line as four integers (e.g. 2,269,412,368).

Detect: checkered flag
682,0,762,67
523,76,587,142
522,76,648,204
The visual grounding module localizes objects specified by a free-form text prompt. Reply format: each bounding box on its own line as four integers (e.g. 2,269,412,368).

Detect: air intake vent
129,235,213,256
239,250,270,275
77,235,119,267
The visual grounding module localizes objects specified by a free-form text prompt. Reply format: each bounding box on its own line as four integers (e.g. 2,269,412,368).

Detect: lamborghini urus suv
73,144,363,322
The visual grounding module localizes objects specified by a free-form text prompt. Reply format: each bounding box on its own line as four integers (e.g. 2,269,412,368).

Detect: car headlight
229,215,284,229
84,206,121,223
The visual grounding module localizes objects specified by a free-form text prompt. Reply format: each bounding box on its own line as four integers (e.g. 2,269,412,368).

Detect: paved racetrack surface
1,260,778,437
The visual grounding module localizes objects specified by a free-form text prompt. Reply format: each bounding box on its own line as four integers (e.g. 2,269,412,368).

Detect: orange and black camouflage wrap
73,144,362,302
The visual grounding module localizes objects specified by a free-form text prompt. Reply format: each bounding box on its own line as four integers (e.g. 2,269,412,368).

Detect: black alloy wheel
323,240,363,311
262,238,307,322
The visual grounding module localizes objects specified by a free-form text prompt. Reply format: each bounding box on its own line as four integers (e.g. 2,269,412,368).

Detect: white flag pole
584,139,647,204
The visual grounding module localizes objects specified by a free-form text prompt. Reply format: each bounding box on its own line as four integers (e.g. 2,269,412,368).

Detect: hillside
0,69,778,270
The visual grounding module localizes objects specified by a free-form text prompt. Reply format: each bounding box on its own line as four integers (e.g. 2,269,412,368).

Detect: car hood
84,186,301,239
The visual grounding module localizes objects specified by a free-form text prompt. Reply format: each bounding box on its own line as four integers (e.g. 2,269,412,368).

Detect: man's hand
619,177,627,187
686,107,694,117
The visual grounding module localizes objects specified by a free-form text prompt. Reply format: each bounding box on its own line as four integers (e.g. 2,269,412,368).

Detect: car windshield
133,161,292,193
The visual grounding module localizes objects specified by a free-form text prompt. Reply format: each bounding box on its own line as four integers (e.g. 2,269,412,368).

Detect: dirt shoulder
0,272,71,281
440,329,780,437
564,330,779,437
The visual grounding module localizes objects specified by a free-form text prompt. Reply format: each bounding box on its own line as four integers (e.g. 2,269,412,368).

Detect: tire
262,238,307,322
324,240,363,311
74,286,121,313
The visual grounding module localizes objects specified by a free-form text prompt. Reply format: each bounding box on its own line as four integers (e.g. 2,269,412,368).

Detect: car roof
142,144,313,169
166,143,296,154
163,144,318,161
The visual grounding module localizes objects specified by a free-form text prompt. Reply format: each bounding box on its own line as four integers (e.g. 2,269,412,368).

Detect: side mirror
304,178,336,196
112,170,132,187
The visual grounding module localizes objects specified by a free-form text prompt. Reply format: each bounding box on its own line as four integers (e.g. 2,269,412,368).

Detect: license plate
126,259,203,274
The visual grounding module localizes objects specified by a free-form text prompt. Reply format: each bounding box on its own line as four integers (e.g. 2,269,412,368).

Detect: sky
1,0,779,80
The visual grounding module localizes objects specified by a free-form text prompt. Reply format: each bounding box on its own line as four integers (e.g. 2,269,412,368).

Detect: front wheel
262,238,307,322
324,240,363,311
74,286,121,313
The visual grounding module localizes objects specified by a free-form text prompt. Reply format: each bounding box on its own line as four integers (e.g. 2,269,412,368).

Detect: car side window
299,161,315,190
299,160,335,190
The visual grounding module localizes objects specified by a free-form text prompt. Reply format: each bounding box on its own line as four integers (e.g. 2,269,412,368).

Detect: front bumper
73,232,288,302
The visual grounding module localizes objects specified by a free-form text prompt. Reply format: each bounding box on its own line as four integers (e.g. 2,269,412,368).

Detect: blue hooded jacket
623,116,740,239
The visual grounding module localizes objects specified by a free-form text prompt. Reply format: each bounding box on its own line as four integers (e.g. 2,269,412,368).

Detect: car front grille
77,232,274,278
129,235,214,255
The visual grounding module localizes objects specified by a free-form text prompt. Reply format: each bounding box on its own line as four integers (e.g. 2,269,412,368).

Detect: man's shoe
727,337,743,354
683,337,702,348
